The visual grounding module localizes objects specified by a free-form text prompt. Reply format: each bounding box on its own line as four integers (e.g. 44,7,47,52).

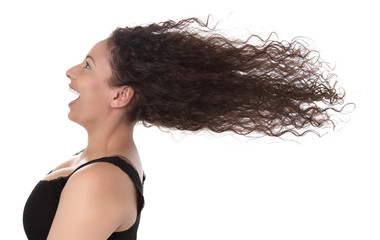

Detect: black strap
69,156,143,194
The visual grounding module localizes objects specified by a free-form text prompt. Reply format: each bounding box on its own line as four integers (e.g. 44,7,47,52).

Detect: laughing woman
23,17,348,240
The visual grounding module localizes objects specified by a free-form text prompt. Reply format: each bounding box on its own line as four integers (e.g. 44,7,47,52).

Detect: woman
23,17,348,240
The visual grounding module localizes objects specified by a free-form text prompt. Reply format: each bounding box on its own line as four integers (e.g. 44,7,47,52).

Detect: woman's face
66,39,114,128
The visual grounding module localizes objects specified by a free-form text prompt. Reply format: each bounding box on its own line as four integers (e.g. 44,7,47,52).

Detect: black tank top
23,156,145,240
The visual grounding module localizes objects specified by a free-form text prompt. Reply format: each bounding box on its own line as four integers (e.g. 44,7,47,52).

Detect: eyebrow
86,55,96,66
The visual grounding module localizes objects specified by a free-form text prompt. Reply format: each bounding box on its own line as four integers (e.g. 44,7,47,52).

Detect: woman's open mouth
68,86,80,106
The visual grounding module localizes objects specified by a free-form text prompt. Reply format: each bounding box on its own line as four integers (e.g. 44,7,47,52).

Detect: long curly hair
107,17,350,137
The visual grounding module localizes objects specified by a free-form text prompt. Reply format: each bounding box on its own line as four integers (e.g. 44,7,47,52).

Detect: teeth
69,87,80,96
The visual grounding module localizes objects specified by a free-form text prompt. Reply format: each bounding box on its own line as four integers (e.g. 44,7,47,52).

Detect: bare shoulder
47,162,138,239
65,161,138,210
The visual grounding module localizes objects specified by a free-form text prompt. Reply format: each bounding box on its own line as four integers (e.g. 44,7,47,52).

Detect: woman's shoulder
63,159,139,222
47,160,138,239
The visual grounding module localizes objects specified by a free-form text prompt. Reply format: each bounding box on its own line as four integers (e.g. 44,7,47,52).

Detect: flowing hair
107,17,351,137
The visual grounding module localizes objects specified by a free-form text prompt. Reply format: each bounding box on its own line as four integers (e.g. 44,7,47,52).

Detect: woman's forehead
88,40,111,64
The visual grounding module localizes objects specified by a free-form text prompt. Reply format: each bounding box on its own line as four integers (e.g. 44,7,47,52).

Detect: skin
45,39,143,240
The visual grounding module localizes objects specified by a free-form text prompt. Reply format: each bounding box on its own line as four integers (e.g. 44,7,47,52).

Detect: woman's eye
84,61,91,69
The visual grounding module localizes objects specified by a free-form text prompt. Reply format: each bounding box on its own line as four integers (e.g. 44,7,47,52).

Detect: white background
0,0,378,239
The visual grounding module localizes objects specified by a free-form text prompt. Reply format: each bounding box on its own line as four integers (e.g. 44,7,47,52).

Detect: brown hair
107,17,351,137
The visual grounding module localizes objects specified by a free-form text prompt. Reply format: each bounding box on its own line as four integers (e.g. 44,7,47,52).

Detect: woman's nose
66,66,76,80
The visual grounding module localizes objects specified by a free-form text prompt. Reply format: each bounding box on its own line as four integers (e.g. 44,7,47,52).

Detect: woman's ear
110,86,134,108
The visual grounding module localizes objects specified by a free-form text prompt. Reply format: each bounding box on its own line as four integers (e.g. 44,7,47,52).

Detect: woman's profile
23,17,350,240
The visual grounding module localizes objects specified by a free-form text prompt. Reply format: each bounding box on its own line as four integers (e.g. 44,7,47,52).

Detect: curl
107,17,353,137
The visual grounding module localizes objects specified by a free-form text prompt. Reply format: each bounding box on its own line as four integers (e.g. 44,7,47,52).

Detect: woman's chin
67,110,78,123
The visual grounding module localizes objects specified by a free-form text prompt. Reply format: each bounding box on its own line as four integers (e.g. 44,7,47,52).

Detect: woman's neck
80,119,136,162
